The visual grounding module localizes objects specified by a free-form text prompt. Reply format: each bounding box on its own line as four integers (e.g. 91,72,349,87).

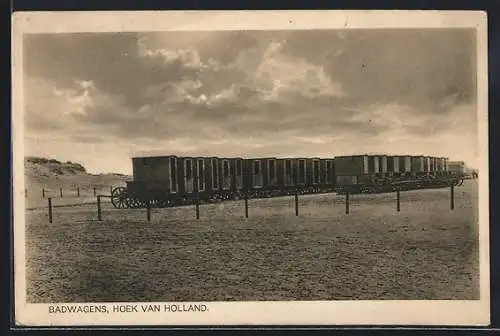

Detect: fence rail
40,186,458,223
25,185,119,200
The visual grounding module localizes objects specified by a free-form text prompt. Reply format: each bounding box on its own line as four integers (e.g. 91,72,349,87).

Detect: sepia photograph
12,10,489,326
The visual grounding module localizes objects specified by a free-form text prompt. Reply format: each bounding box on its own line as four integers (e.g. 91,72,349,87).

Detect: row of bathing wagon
110,154,466,209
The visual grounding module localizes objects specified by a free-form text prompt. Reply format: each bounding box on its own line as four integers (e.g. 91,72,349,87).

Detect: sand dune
24,156,130,207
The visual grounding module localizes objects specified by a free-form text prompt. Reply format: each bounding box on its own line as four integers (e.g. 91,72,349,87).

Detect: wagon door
157,158,172,193
321,159,333,186
297,159,306,186
222,159,231,190
321,160,328,185
235,159,243,190
312,159,320,185
268,159,277,186
425,157,431,174
327,160,334,185
184,158,194,193
253,160,263,188
169,157,178,194
284,159,293,186
211,158,219,191
387,156,395,175
196,159,205,192
404,156,412,173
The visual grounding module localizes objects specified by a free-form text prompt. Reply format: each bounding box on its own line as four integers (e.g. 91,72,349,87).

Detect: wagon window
212,159,219,189
253,160,261,175
170,157,177,192
197,159,205,191
223,160,230,177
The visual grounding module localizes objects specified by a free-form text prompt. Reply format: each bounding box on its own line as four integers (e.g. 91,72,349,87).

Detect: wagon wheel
127,196,145,209
125,196,137,208
111,187,130,209
154,199,168,208
142,198,160,208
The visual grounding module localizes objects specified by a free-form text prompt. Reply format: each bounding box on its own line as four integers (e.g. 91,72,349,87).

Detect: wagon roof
269,156,324,159
334,154,447,158
132,154,449,161
132,155,176,160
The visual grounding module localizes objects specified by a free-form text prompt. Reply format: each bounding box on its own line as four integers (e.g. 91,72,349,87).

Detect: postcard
12,10,489,326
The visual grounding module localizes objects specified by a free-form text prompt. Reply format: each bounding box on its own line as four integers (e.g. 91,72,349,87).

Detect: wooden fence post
25,188,27,198
345,192,350,214
195,176,200,220
48,197,53,223
147,201,151,221
450,185,455,210
195,198,200,220
93,187,96,197
244,193,249,218
60,188,63,198
42,188,45,199
110,186,113,195
295,190,299,216
396,190,401,212
77,187,80,197
97,195,102,221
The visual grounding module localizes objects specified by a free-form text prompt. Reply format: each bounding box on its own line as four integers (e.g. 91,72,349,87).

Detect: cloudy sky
23,29,477,174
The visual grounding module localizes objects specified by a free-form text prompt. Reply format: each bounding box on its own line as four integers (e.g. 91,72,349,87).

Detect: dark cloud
24,33,202,108
319,29,476,111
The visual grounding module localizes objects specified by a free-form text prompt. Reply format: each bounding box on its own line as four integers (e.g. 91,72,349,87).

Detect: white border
12,10,489,326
